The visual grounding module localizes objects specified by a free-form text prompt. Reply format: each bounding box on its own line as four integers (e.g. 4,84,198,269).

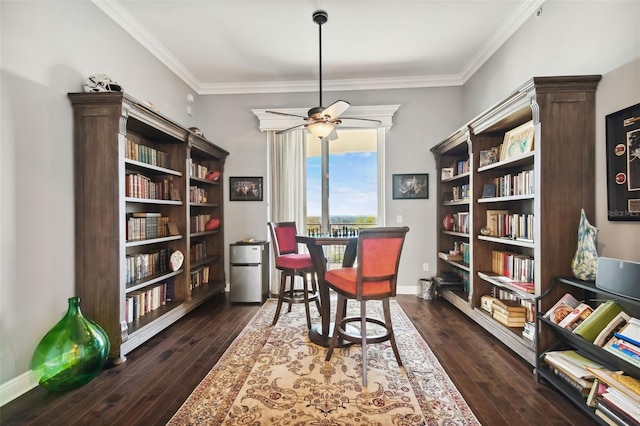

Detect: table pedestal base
309,323,359,348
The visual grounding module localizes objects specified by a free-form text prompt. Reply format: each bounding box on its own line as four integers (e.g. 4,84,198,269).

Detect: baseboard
0,370,38,407
396,285,416,295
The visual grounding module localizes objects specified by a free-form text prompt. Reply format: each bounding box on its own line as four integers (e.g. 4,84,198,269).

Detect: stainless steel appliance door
230,244,263,264
230,264,262,303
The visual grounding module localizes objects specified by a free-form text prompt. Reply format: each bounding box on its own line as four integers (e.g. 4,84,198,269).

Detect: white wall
1,1,198,389
196,88,463,296
463,0,640,262
1,0,638,403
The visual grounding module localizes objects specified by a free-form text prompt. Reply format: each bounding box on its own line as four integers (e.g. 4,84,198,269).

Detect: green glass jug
31,297,110,391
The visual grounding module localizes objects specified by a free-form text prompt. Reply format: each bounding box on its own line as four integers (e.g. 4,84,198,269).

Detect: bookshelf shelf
477,235,535,248
442,171,470,183
125,270,183,293
430,75,600,366
536,276,640,425
124,159,183,176
70,91,228,362
477,194,535,203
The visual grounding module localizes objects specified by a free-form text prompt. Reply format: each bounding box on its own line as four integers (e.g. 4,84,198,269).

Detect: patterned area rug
168,299,479,425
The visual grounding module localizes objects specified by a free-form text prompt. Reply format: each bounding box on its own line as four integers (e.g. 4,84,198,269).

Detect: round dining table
296,234,358,347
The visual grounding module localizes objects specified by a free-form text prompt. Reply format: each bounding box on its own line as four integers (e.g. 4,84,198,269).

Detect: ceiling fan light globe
308,121,334,139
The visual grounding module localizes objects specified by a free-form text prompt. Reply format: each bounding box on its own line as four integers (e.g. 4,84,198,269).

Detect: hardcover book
615,318,640,347
573,300,626,342
594,311,631,347
492,299,527,315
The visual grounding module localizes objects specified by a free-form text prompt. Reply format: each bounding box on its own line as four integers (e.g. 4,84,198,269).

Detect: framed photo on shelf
500,120,535,161
605,102,640,221
479,147,499,168
230,176,263,201
441,167,454,180
392,173,428,199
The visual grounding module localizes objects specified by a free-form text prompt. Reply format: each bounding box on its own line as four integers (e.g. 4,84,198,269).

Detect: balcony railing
305,222,377,267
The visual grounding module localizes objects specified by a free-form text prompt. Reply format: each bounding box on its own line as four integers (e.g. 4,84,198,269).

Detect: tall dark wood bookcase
70,92,229,362
431,75,601,365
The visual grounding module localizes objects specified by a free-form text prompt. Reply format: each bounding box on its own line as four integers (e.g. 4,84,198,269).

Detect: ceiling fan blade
337,117,382,127
266,110,309,120
326,127,339,141
322,100,350,119
275,124,306,135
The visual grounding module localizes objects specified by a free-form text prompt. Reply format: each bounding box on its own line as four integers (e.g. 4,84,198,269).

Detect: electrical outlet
187,105,194,116
396,215,403,224
422,263,429,272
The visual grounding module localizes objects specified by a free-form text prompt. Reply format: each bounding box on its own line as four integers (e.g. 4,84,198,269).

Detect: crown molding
91,0,202,92
92,0,544,95
251,105,400,131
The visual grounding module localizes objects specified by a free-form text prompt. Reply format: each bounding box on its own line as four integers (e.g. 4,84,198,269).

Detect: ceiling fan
266,10,381,139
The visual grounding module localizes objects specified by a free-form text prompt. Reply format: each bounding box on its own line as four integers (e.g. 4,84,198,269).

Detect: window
306,128,384,235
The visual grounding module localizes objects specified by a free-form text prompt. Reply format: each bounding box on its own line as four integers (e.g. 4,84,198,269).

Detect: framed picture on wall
606,103,640,221
392,174,429,199
230,176,263,201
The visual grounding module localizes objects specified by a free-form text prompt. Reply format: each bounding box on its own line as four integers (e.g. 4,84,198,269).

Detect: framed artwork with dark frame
229,176,263,201
392,174,429,199
605,103,640,221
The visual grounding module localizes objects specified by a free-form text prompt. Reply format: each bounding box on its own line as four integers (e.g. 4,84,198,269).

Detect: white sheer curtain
267,129,307,294
267,129,307,226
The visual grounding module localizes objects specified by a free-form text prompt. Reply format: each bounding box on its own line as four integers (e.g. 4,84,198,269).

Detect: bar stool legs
272,271,319,329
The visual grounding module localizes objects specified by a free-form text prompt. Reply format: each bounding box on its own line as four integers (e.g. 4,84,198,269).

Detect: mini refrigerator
230,241,270,303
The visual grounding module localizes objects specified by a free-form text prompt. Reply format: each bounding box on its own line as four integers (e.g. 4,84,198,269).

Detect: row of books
446,212,469,233
126,214,171,242
543,293,640,423
189,186,209,204
126,173,175,200
125,281,174,324
190,241,208,263
543,349,640,425
190,267,210,290
125,248,170,284
486,209,534,241
190,162,211,180
489,170,534,198
125,138,170,169
491,250,534,284
455,159,469,175
191,214,213,233
450,184,470,202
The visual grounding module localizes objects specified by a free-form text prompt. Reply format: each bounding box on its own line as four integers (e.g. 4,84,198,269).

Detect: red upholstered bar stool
324,226,409,386
268,222,320,329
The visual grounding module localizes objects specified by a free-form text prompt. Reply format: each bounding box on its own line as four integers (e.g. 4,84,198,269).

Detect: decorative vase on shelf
571,209,599,281
30,297,110,392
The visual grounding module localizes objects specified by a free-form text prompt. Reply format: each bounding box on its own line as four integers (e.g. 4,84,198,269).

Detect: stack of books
544,350,604,397
587,368,640,425
491,299,527,328
602,318,640,368
433,272,463,291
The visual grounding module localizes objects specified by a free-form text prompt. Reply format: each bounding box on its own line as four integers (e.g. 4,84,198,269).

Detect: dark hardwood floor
1,293,595,425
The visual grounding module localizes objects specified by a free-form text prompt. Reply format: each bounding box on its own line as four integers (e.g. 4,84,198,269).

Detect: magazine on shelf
543,293,580,325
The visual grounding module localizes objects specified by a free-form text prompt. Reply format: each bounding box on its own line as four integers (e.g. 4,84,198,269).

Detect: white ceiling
94,0,545,95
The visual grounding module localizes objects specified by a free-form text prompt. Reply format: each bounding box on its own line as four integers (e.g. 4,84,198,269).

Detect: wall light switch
187,105,194,116
396,215,402,224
